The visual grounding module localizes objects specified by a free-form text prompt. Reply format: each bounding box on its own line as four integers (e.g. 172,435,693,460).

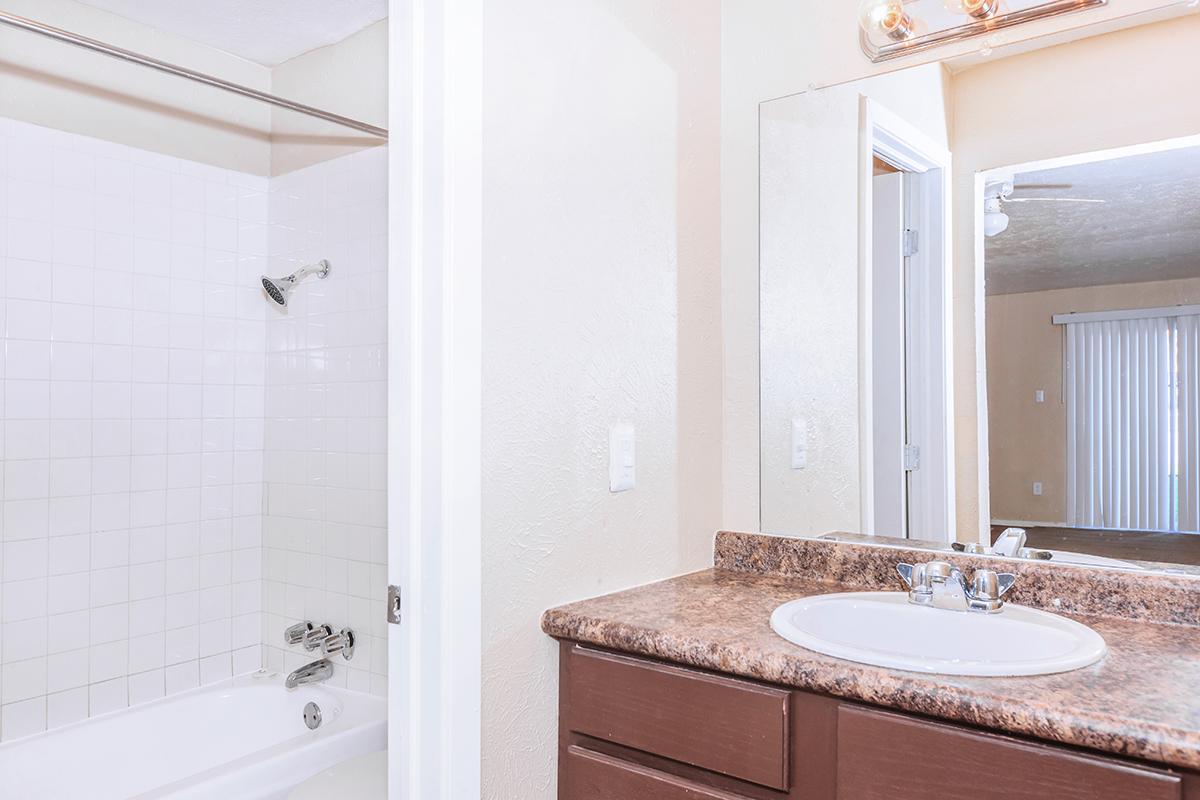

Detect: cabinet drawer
562,645,790,790
837,706,1182,800
562,745,752,800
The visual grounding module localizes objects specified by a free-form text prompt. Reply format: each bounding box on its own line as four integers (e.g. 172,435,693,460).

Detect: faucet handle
321,628,355,661
303,624,334,651
284,621,313,646
896,563,915,589
967,569,1018,612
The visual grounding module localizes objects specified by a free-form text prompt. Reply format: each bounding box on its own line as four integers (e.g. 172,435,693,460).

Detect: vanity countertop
541,533,1200,772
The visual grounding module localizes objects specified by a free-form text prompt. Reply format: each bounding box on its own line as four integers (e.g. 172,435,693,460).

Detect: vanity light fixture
858,0,1108,62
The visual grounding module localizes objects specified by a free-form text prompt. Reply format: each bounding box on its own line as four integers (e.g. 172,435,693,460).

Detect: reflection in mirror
985,143,1200,570
759,13,1200,574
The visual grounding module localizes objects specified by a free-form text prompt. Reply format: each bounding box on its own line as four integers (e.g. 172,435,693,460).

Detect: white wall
480,1,722,797
0,118,268,740
0,0,387,178
261,147,389,694
0,0,272,175
269,20,388,176
721,0,1197,533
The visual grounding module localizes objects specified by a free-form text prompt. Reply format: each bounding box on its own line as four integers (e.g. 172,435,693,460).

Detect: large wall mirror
759,13,1200,574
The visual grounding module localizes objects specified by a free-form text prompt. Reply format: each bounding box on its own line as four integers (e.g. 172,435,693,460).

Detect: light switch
1033,481,1043,496
1035,389,1045,404
791,418,808,470
609,424,635,492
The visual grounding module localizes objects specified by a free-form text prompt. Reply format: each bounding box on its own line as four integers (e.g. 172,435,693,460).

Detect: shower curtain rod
0,10,389,139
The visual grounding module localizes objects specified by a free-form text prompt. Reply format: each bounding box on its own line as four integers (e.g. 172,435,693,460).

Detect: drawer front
562,746,752,800
562,645,790,790
837,706,1182,800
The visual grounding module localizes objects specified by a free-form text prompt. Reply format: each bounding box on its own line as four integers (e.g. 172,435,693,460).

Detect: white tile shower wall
261,147,388,695
0,117,268,740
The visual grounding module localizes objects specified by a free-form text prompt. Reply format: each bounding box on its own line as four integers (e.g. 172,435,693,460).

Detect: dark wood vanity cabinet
557,642,1200,800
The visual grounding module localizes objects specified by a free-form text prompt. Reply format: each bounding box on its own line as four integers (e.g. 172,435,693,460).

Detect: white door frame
388,0,483,797
858,97,956,542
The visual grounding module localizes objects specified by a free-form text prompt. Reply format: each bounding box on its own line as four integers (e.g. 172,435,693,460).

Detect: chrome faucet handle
321,628,355,661
898,562,936,606
303,624,334,651
1018,547,1054,561
966,569,1018,613
284,621,313,646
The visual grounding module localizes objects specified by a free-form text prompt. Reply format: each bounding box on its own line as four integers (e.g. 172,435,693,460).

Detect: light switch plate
609,424,635,492
1033,481,1043,496
1035,389,1045,404
791,418,808,470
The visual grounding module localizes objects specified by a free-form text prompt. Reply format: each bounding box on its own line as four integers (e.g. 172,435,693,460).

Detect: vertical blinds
1179,315,1200,532
1064,313,1200,533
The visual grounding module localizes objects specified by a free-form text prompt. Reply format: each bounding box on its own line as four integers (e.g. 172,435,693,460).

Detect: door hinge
903,229,919,257
387,584,402,625
904,444,921,472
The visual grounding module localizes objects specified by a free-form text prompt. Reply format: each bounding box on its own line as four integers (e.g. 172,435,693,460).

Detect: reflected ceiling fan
983,179,1106,237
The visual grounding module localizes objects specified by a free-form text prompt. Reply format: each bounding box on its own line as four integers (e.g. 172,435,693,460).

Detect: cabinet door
562,745,753,800
562,645,791,790
836,706,1182,800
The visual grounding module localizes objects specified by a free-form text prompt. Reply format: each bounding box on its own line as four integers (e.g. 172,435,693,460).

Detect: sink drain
303,701,322,730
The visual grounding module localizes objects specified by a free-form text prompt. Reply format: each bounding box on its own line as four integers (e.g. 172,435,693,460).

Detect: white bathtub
0,672,386,799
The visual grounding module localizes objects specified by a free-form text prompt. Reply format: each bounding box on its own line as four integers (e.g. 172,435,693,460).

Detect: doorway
863,101,954,542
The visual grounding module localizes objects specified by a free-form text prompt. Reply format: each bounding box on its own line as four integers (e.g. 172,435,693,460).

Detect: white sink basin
770,592,1106,677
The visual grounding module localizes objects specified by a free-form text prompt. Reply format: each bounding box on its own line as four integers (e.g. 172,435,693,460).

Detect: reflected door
872,170,909,537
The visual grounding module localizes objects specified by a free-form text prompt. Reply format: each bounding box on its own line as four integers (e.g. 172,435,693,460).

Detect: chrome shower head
261,260,331,308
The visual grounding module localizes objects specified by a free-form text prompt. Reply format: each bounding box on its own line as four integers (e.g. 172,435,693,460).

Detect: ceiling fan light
984,211,1010,237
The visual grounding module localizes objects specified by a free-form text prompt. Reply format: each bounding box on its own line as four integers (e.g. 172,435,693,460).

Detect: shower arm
0,11,388,139
288,260,332,283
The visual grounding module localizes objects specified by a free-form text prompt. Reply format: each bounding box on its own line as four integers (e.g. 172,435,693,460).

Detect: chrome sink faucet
951,527,1054,561
897,560,1017,614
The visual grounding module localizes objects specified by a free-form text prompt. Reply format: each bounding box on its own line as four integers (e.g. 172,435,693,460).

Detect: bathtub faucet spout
286,658,333,689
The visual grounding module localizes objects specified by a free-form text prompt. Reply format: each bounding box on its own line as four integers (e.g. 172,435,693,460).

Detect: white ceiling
75,0,387,66
985,146,1200,295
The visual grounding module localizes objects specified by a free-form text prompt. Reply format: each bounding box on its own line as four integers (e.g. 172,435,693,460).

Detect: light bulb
858,0,915,41
983,198,1010,237
944,0,1000,19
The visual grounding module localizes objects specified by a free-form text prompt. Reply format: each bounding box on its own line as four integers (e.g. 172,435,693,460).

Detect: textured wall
480,1,722,796
987,276,1200,525
260,147,389,695
759,89,862,536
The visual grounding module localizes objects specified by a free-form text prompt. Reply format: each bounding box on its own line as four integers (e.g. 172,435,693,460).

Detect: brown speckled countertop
541,532,1200,771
